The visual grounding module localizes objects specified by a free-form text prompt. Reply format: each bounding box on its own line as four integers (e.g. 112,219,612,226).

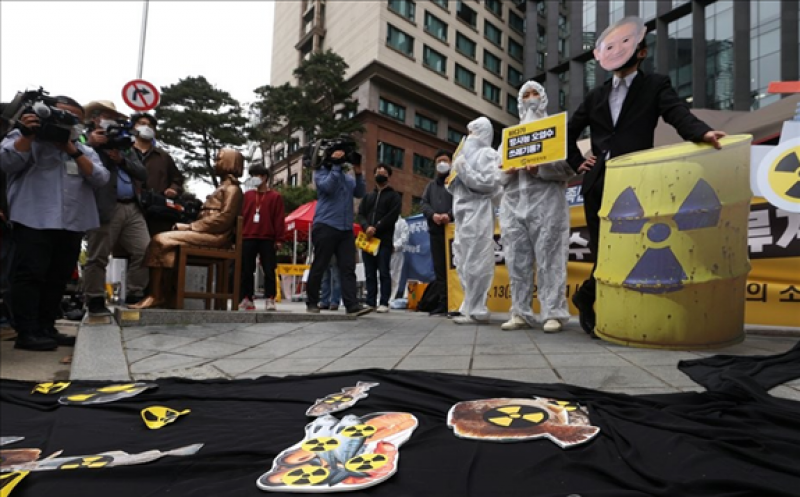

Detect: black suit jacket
566,70,712,195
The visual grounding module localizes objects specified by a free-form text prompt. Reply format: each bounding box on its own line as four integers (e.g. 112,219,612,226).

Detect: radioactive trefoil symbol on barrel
608,179,721,294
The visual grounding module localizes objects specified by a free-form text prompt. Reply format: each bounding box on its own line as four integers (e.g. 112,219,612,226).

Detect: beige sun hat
84,100,129,120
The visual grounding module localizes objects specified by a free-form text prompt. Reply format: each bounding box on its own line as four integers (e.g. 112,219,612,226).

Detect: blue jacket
313,165,366,231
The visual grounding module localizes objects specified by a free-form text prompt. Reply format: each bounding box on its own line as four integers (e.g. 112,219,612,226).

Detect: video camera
302,134,361,170
0,87,81,142
87,120,135,150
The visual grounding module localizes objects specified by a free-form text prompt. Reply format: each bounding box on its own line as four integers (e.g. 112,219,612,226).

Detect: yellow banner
355,232,381,256
445,197,800,327
501,112,567,170
276,264,309,276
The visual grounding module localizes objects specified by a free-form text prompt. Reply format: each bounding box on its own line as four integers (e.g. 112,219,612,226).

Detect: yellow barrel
595,135,753,349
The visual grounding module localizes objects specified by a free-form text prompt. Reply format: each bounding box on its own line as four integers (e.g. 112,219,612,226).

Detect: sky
1,0,275,197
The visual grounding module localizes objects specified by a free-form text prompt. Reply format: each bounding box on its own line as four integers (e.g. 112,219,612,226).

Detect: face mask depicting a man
594,16,647,72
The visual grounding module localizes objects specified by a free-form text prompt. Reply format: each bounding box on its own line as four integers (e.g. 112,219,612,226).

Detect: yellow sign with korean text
276,264,310,276
501,112,567,170
355,232,381,256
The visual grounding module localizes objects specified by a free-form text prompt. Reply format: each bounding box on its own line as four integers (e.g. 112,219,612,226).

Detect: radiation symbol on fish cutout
483,405,549,428
548,400,580,412
282,465,330,486
301,437,340,453
1,471,30,495
341,424,377,438
323,394,353,404
31,382,71,394
757,138,800,213
57,455,114,470
607,179,722,293
344,453,389,473
141,406,191,430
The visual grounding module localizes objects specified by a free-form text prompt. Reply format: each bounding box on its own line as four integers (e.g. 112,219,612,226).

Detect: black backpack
416,281,441,313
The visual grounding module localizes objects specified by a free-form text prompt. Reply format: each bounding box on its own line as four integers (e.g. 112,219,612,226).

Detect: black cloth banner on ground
1,342,799,496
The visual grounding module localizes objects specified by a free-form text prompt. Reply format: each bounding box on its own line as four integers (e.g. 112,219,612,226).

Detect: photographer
305,145,372,317
130,112,184,236
0,96,109,351
82,101,150,314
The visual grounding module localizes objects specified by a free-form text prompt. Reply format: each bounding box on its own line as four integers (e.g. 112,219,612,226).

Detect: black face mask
619,50,643,70
375,174,388,185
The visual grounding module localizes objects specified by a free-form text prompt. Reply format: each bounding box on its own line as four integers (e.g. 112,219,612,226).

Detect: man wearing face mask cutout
420,150,454,316
566,16,726,338
499,81,574,333
0,96,109,350
357,164,402,313
82,101,150,313
130,113,185,237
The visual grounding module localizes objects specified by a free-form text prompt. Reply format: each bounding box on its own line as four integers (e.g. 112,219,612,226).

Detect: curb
113,308,356,327
70,315,131,381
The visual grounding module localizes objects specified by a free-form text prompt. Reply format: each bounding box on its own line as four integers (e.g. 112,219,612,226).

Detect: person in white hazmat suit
499,81,575,332
447,117,501,325
389,216,409,304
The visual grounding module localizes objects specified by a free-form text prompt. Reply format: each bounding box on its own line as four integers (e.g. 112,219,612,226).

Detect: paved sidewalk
55,302,800,400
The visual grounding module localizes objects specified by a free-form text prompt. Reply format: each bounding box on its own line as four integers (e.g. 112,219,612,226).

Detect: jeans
9,223,82,338
306,224,358,310
363,241,392,307
320,263,341,306
241,239,278,300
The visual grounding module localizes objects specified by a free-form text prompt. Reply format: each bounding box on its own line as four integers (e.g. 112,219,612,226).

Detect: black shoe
306,305,321,314
14,333,58,351
125,293,144,306
429,306,448,316
346,305,373,317
44,327,76,347
571,293,596,336
318,303,330,310
87,297,112,317
447,311,462,318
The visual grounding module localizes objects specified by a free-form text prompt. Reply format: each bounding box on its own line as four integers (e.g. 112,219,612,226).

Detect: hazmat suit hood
518,81,549,124
467,117,494,148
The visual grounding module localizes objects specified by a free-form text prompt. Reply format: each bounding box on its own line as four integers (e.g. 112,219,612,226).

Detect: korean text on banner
501,112,567,170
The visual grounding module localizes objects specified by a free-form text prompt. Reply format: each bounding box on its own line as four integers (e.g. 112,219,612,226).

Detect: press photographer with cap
0,95,109,351
130,112,184,236
81,101,150,314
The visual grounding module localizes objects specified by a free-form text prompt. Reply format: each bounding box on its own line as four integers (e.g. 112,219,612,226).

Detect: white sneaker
376,305,389,313
501,314,530,331
453,316,477,325
265,298,277,312
239,297,255,311
543,319,563,333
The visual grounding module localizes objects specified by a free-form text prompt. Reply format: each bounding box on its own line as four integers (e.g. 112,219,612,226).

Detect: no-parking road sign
122,79,160,112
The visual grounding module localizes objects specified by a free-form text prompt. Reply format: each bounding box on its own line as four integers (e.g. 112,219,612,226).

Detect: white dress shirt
609,72,638,126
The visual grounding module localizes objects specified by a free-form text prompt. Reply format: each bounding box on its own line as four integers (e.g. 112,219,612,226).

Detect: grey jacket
93,149,147,224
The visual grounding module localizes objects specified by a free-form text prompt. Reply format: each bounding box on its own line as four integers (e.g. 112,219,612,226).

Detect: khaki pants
84,202,150,298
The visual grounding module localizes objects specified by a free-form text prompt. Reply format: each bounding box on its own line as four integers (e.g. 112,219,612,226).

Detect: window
668,15,693,104
412,195,424,211
610,0,624,24
482,81,500,105
536,51,545,70
290,174,298,186
639,0,657,21
379,97,406,122
424,11,448,42
484,20,502,46
706,0,734,110
506,93,518,116
455,64,476,90
508,65,523,87
509,10,525,34
483,49,502,76
455,32,477,59
750,0,781,110
388,0,415,22
378,142,405,169
509,38,523,62
415,114,438,134
485,0,502,18
275,148,286,162
423,45,447,74
432,0,448,10
448,128,465,144
456,0,477,28
583,1,596,50
387,24,414,56
413,153,435,178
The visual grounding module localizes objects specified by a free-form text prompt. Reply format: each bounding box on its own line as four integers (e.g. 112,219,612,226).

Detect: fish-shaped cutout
0,471,29,497
31,382,71,395
447,397,600,449
0,449,42,468
258,412,417,493
306,382,380,417
0,444,203,473
141,406,191,430
58,382,158,406
0,440,22,448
